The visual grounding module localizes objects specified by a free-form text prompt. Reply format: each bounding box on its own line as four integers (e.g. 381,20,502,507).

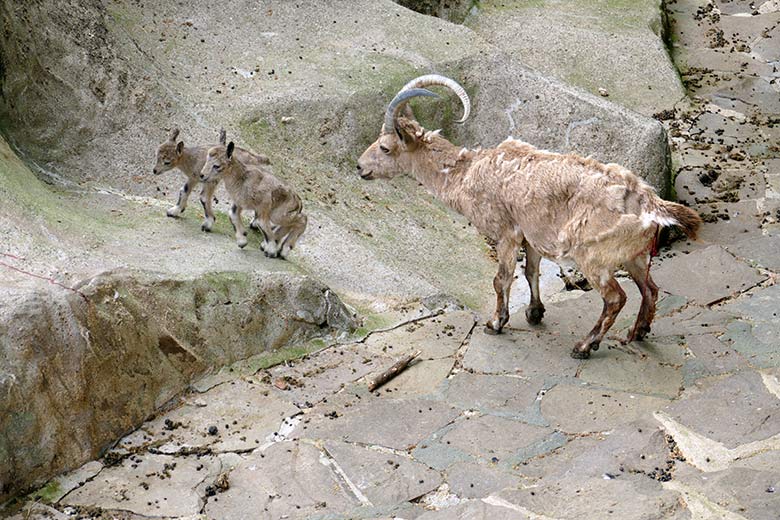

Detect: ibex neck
409,136,473,207
179,147,204,176
225,159,249,190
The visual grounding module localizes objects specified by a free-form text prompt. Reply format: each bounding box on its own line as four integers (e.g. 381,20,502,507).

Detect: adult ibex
357,75,701,359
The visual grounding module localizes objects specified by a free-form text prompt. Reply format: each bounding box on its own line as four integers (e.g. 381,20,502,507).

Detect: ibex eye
212,164,219,170
379,145,390,154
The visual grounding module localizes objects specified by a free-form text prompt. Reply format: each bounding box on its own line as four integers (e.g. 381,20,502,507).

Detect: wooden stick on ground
368,350,422,392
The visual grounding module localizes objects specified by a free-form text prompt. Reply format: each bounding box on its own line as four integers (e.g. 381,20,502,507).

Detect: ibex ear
176,141,184,155
401,104,416,122
394,118,421,149
219,129,226,146
226,142,235,159
169,127,180,142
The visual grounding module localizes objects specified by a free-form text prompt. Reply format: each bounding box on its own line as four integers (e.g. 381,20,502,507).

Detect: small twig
368,350,421,392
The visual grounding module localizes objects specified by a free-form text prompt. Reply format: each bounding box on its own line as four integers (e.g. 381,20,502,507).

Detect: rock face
0,0,675,310
0,270,356,499
465,0,686,117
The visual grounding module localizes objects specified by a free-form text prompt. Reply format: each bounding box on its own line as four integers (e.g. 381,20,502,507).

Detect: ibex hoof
627,325,650,343
201,224,212,232
166,207,182,218
237,241,248,249
483,324,502,335
525,306,545,325
570,349,590,359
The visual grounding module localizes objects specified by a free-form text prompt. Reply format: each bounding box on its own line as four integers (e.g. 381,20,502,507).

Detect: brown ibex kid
200,132,307,259
152,128,269,232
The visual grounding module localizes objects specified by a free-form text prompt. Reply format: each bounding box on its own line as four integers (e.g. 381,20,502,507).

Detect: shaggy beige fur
201,136,307,259
358,79,701,358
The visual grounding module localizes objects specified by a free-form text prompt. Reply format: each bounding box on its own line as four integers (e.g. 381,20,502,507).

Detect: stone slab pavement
7,0,780,518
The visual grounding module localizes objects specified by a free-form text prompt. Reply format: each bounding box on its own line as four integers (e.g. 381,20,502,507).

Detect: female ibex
357,75,701,359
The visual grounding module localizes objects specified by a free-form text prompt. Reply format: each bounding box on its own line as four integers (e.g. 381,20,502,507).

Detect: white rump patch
641,211,678,229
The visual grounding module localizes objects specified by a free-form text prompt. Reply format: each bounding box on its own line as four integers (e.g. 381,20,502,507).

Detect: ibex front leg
485,239,518,334
229,203,248,248
167,179,193,217
199,181,217,232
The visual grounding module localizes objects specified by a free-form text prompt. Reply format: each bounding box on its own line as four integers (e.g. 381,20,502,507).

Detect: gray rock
440,372,541,415
62,453,221,517
541,384,668,434
465,0,685,117
673,463,780,520
440,414,553,464
6,504,70,520
577,338,687,398
494,474,687,520
445,461,525,499
697,201,765,245
650,305,737,338
719,284,780,347
266,343,385,406
416,500,520,520
294,397,460,450
362,311,476,360
665,372,780,449
373,358,456,398
116,379,300,454
462,328,581,377
652,246,766,305
682,334,751,385
323,440,442,506
204,441,360,519
515,435,602,482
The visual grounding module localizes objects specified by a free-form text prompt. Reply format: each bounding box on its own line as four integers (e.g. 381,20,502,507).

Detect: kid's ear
219,128,226,146
176,141,184,155
169,127,180,142
226,141,235,158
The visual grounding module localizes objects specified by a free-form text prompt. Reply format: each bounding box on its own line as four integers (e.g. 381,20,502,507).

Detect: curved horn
218,128,226,146
399,74,470,123
384,88,438,134
168,127,180,141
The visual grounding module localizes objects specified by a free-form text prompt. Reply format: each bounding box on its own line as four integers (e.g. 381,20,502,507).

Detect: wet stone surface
10,0,780,517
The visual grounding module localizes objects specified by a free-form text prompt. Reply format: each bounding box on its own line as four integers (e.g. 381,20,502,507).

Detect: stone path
8,1,780,518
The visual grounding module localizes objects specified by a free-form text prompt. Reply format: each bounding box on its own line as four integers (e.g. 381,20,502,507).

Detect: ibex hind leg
571,273,626,359
278,214,307,259
624,254,659,343
523,244,545,325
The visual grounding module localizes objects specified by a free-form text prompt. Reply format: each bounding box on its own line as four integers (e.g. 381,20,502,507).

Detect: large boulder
0,269,356,499
464,0,686,117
